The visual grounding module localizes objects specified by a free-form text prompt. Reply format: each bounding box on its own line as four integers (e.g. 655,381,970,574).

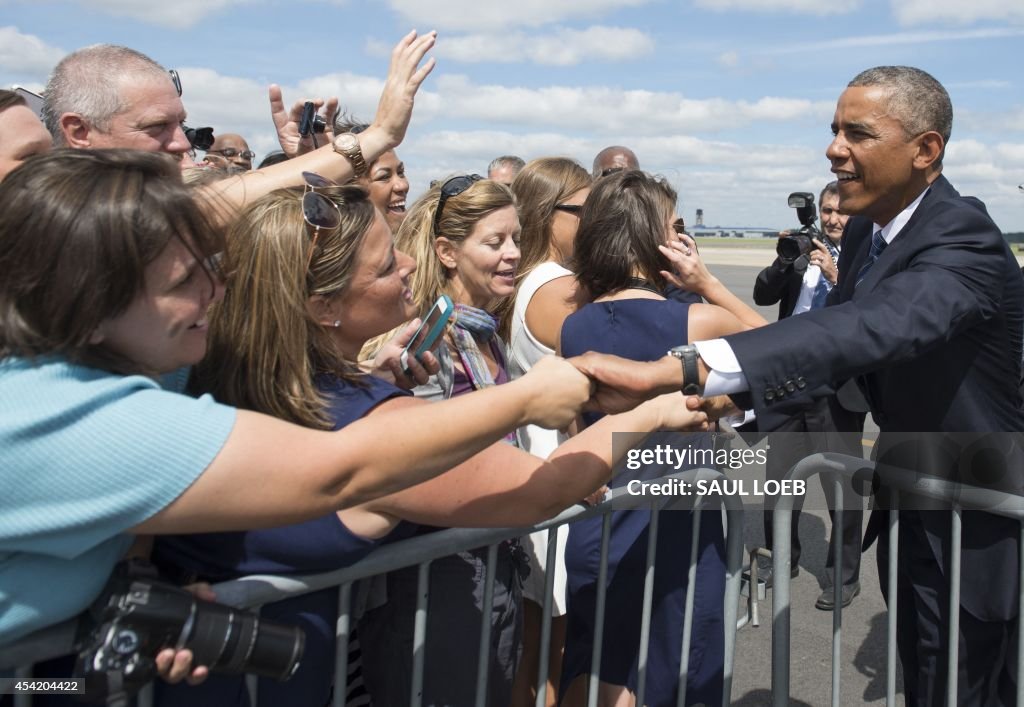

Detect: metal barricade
1,467,745,707
770,450,1024,707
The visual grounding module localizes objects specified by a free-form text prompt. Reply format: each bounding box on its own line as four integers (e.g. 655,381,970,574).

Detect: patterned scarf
450,303,500,390
450,303,518,446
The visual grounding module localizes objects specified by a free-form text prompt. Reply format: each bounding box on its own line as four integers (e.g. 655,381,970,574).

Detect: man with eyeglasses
204,133,255,172
39,31,438,217
591,145,639,179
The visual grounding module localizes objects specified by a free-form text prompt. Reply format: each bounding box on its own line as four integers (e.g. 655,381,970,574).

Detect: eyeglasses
554,204,583,215
169,69,182,97
302,171,342,270
433,174,483,235
207,148,256,161
673,218,686,235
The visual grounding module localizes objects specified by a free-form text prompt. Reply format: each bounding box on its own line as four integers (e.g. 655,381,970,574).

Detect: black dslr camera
776,192,822,263
74,560,304,703
183,125,215,152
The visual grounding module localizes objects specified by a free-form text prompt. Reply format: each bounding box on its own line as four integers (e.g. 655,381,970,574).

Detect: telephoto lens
76,561,305,702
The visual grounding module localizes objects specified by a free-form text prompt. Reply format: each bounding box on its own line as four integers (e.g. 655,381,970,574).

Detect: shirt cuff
694,339,750,397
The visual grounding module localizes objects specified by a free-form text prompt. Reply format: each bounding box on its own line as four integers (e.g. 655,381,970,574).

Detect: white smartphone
399,295,453,373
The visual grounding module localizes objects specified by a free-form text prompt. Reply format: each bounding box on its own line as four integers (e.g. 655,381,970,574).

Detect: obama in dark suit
577,66,1024,705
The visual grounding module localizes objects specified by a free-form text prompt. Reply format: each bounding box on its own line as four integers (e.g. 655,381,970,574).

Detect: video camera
74,560,304,703
776,192,822,263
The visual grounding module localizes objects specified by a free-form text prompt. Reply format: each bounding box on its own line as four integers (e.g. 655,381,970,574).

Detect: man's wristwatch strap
667,344,701,395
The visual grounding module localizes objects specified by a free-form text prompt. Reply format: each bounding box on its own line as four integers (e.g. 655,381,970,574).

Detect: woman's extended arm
196,31,436,220
348,389,707,534
132,356,590,534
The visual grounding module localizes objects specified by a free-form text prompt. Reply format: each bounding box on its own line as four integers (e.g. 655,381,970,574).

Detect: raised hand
268,87,340,158
370,30,437,151
809,238,838,285
659,233,715,295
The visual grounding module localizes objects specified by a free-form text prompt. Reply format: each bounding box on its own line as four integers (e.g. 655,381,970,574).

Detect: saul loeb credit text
626,477,806,498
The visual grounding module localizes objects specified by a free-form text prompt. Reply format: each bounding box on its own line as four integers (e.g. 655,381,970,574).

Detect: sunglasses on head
301,172,342,271
433,174,484,235
207,147,256,160
169,69,182,97
600,167,624,178
554,204,582,215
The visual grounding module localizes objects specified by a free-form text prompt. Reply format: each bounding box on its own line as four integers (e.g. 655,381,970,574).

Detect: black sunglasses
301,172,342,270
554,204,583,215
433,174,483,235
169,69,182,97
600,167,624,177
207,147,256,161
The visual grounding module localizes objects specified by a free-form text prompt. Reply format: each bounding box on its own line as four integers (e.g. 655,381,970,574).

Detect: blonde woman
153,182,707,706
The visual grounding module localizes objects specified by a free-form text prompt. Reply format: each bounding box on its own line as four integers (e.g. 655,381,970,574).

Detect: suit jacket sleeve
724,193,1007,418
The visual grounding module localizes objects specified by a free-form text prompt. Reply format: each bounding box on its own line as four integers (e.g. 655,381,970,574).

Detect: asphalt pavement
699,251,903,706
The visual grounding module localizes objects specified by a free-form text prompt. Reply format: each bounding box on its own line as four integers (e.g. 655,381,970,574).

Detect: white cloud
69,0,255,29
695,0,859,15
385,0,652,32
892,0,1024,26
945,79,1012,90
762,27,1024,54
426,74,834,135
437,26,654,66
0,26,65,78
959,106,1024,134
397,129,829,228
716,51,740,69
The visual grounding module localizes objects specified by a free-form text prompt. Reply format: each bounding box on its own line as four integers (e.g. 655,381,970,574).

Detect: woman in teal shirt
0,149,596,673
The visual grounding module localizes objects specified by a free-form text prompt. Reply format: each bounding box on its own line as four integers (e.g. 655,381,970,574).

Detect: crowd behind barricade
1,30,1022,707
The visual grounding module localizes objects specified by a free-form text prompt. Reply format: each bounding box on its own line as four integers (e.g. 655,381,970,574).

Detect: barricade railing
1,467,745,707
770,451,1024,707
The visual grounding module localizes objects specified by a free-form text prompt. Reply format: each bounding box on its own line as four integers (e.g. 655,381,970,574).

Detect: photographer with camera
751,181,866,610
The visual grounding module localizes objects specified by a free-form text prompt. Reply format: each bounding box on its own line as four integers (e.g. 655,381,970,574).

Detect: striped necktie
855,230,887,287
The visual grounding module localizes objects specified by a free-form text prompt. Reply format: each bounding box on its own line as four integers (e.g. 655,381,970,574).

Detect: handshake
369,320,730,434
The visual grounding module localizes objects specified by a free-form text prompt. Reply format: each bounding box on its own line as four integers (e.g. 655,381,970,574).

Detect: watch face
335,133,357,151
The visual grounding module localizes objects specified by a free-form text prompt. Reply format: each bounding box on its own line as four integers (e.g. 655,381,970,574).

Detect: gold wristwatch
332,133,368,178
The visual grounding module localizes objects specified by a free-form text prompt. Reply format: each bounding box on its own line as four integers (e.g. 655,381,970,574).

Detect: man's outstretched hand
569,352,682,414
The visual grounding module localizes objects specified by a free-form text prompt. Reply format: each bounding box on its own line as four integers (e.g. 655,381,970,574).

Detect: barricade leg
634,505,660,707
585,514,613,707
534,527,559,707
474,544,499,707
331,583,352,707
410,560,431,707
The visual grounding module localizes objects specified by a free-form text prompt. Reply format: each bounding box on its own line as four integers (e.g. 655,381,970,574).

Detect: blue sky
2,0,1023,230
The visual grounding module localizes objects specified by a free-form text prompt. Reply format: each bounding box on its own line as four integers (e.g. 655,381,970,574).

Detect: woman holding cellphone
151,181,708,706
0,150,595,676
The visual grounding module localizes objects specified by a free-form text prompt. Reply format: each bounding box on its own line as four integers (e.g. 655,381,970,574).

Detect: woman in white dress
501,157,592,707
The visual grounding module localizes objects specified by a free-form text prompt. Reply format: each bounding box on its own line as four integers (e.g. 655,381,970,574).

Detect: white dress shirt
697,187,930,398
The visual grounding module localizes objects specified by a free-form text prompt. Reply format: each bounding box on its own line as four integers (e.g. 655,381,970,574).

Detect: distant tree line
1004,232,1024,243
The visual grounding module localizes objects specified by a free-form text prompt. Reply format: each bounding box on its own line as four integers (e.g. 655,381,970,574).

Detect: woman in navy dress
558,171,766,707
154,181,709,706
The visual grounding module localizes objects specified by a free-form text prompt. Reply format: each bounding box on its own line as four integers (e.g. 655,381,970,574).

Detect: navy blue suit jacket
724,175,1024,620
